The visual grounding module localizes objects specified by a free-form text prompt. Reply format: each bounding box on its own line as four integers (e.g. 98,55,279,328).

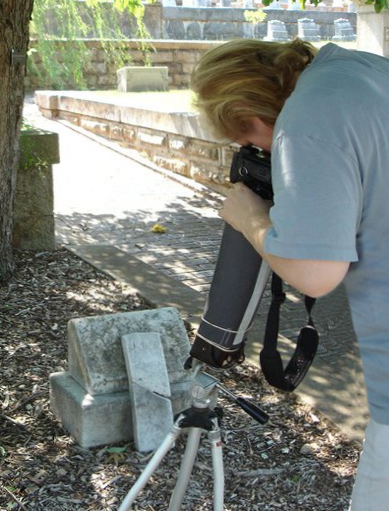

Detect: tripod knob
190,384,211,408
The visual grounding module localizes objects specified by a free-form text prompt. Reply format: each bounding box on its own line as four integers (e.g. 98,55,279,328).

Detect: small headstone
264,20,289,41
122,332,173,452
333,18,356,42
67,307,190,396
117,66,169,93
298,18,321,41
50,307,194,448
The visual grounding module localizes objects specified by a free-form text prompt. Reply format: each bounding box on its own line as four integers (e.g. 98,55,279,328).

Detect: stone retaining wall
35,91,235,194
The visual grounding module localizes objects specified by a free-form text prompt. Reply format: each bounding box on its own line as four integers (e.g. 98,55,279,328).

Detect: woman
191,38,389,511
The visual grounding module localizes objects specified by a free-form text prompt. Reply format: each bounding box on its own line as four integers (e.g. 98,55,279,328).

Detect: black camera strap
260,273,319,391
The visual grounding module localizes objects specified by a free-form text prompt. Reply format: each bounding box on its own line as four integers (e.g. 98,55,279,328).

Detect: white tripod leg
118,424,182,511
209,426,224,511
168,427,202,511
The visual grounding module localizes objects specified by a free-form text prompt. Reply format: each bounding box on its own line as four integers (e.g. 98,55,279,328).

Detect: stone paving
23,96,369,442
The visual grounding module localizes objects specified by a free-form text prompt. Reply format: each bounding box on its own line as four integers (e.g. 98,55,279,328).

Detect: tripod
118,372,269,511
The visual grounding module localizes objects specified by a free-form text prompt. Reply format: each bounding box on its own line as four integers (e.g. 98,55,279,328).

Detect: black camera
188,146,273,369
188,145,319,391
230,145,273,202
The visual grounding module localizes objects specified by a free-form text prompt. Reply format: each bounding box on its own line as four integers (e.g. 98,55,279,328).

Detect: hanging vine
28,0,152,90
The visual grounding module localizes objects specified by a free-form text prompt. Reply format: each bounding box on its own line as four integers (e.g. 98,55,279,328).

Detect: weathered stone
13,129,59,250
80,119,109,137
130,384,173,452
50,372,133,448
117,66,169,93
121,332,173,452
50,371,192,448
333,18,356,41
121,332,171,397
264,20,290,41
138,131,166,146
68,307,192,396
298,18,321,41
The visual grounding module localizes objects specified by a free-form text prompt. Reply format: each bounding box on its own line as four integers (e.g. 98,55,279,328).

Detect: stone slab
122,332,171,397
122,332,173,451
68,307,193,396
50,371,191,448
130,383,173,452
117,66,169,93
58,94,120,123
50,371,133,448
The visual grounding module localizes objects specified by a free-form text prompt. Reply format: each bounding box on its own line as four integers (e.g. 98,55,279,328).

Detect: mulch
0,248,359,510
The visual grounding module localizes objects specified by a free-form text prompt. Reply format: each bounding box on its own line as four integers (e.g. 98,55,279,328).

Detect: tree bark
0,1,34,282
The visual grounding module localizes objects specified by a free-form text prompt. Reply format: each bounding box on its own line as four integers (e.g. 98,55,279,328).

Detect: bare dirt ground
0,249,360,511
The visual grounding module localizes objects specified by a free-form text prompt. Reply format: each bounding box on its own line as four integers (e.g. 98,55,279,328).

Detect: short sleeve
264,134,362,262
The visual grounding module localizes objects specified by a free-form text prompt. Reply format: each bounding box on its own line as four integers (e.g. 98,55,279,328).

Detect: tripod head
191,370,269,425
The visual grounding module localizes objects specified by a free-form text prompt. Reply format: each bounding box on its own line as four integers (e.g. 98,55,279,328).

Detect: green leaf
105,446,126,454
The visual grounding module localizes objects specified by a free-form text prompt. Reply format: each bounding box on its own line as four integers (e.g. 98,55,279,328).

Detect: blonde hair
190,38,317,141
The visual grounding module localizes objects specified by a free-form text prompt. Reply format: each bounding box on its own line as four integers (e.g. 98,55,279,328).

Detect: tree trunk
0,1,35,283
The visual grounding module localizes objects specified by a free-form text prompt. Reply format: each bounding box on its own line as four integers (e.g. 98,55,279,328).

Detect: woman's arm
220,183,350,298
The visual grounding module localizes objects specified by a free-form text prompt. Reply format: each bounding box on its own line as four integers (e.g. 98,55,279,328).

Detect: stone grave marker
333,18,356,42
122,332,173,452
50,307,194,448
264,20,290,41
117,66,169,93
298,18,321,41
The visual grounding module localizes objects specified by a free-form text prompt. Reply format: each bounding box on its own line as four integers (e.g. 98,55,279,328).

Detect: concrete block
121,332,173,452
49,372,192,448
68,307,192,396
117,66,169,92
50,372,133,448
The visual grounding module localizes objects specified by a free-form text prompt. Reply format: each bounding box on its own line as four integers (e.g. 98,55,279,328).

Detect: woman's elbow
268,257,350,299
293,260,350,298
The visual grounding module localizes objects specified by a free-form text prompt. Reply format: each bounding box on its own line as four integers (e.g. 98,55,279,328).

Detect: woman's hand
219,182,271,237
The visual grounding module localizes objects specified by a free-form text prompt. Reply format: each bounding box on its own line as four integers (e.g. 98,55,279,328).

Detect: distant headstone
264,20,289,41
117,66,169,93
333,18,356,42
298,18,321,41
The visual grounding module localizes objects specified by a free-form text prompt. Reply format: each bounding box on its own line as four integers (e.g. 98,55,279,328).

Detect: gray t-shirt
265,43,389,424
